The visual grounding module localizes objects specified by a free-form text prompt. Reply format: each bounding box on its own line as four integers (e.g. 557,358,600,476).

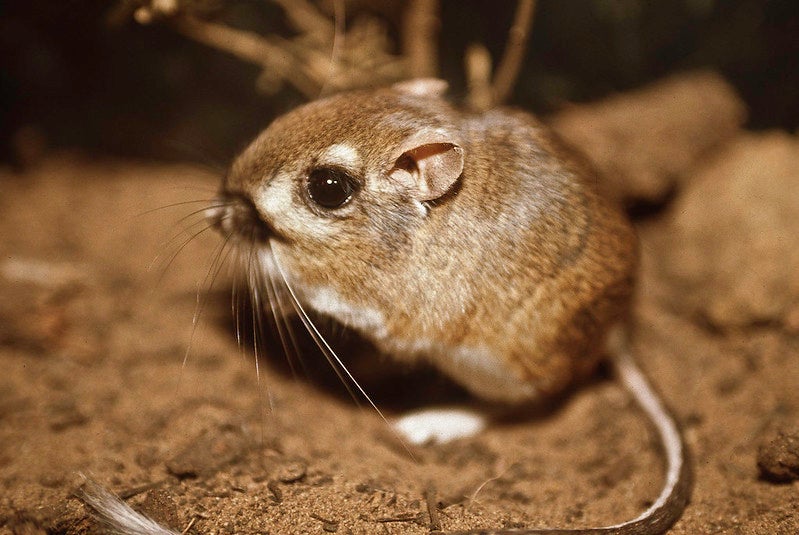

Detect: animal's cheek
251,172,335,240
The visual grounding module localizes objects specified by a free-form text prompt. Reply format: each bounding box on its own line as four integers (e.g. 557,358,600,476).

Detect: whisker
271,258,416,463
263,262,308,381
248,241,274,444
182,231,235,369
262,266,296,377
267,249,361,405
148,217,215,275
164,202,228,231
162,139,228,175
232,251,245,358
148,199,233,281
269,246,395,422
135,199,219,218
165,184,220,194
115,199,215,235
151,212,221,268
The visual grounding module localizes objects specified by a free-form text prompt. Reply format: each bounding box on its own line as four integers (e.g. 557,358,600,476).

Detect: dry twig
132,0,406,97
129,1,536,107
270,0,332,37
465,43,493,112
424,485,442,531
403,0,441,78
491,0,536,106
171,15,321,98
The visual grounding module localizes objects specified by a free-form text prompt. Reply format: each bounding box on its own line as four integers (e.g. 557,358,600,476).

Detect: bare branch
131,0,410,99
171,15,321,98
270,0,332,39
318,0,346,96
465,43,493,112
491,0,536,106
402,0,440,78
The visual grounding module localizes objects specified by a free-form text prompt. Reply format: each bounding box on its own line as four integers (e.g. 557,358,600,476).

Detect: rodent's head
210,79,465,297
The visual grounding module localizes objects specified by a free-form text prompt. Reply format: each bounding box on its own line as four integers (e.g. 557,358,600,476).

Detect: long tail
442,347,691,535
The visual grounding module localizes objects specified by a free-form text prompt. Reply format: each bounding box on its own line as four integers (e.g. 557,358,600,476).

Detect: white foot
392,407,487,445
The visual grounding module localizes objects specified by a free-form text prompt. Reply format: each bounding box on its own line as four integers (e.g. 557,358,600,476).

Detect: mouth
206,192,277,244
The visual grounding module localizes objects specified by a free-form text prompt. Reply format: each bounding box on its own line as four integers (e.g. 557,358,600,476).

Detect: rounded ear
392,78,449,99
389,141,464,202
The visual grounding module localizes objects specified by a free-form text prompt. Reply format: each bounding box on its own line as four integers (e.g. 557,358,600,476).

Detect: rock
663,132,799,328
166,427,249,478
550,71,746,206
276,460,307,483
758,426,799,482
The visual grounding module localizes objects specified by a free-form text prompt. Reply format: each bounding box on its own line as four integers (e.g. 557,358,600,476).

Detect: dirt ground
1,72,798,534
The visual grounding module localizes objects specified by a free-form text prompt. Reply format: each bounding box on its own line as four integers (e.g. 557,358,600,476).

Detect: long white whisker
232,249,245,358
148,200,231,277
269,247,393,424
118,196,216,231
169,202,229,231
182,231,234,369
262,265,297,378
265,247,362,405
248,236,274,434
264,262,308,380
149,222,216,285
295,294,362,405
136,199,218,218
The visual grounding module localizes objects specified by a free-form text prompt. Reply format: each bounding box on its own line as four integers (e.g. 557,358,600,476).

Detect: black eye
306,167,359,209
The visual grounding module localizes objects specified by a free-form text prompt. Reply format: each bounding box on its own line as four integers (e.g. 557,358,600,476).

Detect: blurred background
2,0,798,166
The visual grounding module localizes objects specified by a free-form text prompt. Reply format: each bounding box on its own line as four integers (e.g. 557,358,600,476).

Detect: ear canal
391,143,464,202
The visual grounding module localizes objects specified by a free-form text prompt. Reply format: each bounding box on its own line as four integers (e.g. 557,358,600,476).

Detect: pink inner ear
406,143,453,162
404,143,464,201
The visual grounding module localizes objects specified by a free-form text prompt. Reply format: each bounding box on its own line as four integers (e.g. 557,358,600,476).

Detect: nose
206,193,273,243
205,198,227,230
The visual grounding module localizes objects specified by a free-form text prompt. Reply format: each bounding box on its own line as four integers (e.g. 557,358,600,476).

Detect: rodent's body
81,80,688,535
221,81,636,402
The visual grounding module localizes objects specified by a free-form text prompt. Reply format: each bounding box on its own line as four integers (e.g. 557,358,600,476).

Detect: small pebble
757,426,799,482
277,461,307,483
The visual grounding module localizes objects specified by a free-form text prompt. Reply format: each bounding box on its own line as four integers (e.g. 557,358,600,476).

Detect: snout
205,198,227,231
206,193,274,243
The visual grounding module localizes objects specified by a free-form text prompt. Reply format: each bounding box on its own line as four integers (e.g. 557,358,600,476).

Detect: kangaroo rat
81,79,689,534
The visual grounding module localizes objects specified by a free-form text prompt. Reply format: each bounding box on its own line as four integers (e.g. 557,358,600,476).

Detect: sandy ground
1,72,798,534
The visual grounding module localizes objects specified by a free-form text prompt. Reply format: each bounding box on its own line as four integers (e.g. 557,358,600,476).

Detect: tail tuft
76,476,180,535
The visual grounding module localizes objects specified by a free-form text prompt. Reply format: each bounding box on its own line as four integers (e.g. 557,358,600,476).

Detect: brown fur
218,80,637,403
